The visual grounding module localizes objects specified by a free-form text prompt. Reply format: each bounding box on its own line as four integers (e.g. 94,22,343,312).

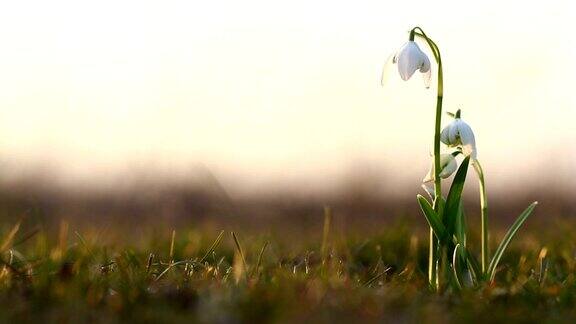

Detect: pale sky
0,0,574,190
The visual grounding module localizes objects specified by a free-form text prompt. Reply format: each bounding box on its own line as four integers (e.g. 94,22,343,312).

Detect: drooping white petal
421,182,435,199
440,117,478,159
440,124,452,145
422,154,457,183
396,41,426,81
420,55,432,89
396,47,418,81
389,40,432,88
441,119,462,146
419,53,431,73
423,169,434,184
380,52,396,87
448,120,460,144
439,155,458,178
422,154,458,199
456,121,477,159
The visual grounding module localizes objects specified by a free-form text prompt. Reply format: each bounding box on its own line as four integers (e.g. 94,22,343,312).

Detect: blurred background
0,0,574,232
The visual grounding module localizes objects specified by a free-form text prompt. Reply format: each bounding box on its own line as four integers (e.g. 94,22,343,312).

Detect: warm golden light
0,0,574,189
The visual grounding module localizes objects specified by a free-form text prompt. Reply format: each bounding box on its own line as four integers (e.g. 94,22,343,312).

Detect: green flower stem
412,27,443,289
429,229,438,288
473,160,489,274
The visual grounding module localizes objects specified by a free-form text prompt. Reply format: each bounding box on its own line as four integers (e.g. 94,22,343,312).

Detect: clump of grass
0,220,575,322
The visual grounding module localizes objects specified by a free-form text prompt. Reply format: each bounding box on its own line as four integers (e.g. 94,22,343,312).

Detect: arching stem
412,27,443,290
473,160,489,275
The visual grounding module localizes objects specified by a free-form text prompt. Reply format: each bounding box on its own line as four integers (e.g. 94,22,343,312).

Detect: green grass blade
169,229,176,262
0,221,21,253
417,195,448,243
231,231,248,274
12,226,40,248
363,267,392,287
487,201,538,282
155,260,197,281
199,230,225,263
146,253,154,273
321,206,332,263
251,241,269,278
444,156,470,235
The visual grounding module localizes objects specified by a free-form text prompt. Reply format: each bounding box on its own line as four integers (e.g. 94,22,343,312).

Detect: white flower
391,41,432,88
421,153,458,198
422,154,458,184
440,118,477,159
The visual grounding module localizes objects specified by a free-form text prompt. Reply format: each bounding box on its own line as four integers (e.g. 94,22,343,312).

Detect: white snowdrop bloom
440,118,477,159
384,41,432,88
421,153,458,198
422,154,458,197
422,153,458,184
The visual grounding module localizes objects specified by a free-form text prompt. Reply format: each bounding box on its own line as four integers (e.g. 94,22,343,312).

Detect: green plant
382,26,538,290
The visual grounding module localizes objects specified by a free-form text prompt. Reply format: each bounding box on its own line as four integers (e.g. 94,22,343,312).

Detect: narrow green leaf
487,202,538,282
452,244,463,289
444,156,470,235
463,248,481,282
454,243,480,286
419,195,481,282
417,195,448,243
455,201,467,247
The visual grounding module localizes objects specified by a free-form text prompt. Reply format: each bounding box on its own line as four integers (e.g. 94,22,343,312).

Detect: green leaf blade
487,201,538,281
452,243,464,289
417,195,448,243
455,201,467,248
444,156,470,236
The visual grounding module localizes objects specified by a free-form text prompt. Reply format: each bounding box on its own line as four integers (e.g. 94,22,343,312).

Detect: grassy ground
1,218,576,324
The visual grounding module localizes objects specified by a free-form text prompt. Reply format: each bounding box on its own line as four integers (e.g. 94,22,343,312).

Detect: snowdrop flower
421,153,458,198
422,154,458,197
389,41,432,88
440,118,477,159
422,153,458,184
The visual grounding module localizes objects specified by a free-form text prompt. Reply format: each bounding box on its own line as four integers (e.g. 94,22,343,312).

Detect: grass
1,219,576,323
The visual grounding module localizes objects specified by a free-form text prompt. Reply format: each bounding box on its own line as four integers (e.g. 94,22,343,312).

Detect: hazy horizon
0,0,574,191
